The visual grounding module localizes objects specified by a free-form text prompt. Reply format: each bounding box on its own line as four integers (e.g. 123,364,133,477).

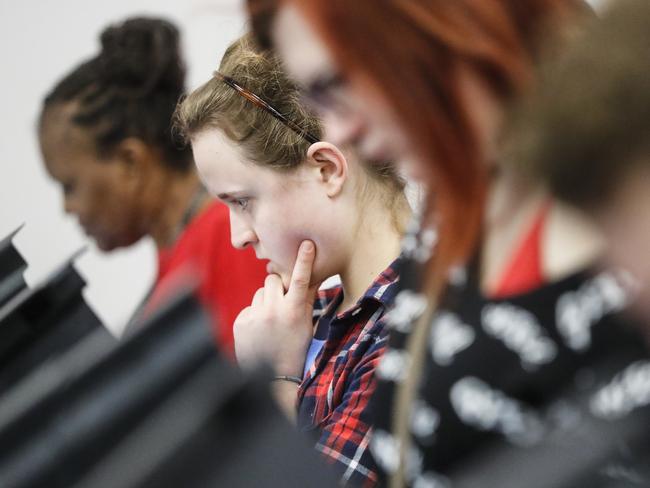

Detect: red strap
491,203,550,299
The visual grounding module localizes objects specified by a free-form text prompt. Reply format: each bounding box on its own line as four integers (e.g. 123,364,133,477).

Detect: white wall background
0,0,247,335
0,0,609,336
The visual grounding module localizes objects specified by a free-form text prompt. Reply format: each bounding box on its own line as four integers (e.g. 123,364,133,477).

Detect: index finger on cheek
287,240,316,305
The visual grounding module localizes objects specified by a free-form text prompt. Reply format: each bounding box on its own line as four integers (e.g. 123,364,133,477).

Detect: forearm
271,380,300,423
270,352,307,424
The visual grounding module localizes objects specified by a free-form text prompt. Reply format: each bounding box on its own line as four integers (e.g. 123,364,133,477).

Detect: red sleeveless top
491,204,550,299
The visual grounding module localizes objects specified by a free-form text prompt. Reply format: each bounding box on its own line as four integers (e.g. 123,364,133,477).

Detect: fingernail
302,241,314,253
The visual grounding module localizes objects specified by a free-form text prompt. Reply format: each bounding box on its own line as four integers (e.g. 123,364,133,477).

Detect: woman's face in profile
192,128,346,290
270,3,505,182
270,4,415,175
39,105,144,251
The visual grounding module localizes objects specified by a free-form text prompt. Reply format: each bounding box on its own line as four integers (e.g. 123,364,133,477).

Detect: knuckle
292,275,310,288
261,309,277,324
235,306,250,320
235,307,254,325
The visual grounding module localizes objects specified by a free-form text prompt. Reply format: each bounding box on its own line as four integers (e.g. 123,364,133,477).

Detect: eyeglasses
300,72,349,115
215,72,320,144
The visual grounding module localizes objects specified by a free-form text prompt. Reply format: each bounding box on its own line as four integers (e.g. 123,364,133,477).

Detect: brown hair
175,33,320,171
175,34,408,230
507,0,650,213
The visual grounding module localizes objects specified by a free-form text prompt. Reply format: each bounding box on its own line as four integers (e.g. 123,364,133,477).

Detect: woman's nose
63,194,79,216
230,214,257,249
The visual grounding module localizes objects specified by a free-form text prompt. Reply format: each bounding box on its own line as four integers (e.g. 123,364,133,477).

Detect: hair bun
99,17,185,98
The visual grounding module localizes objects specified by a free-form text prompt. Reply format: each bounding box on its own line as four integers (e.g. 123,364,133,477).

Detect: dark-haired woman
38,17,268,353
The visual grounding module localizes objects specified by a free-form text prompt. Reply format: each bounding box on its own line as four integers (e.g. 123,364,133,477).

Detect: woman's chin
90,234,111,252
92,233,131,253
266,264,290,289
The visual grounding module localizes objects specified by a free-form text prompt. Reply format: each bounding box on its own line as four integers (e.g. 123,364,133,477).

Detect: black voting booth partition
0,247,111,395
0,226,28,308
0,229,337,488
0,226,110,394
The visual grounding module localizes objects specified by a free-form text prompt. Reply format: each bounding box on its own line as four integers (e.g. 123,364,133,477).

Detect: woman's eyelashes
236,198,250,211
225,197,250,212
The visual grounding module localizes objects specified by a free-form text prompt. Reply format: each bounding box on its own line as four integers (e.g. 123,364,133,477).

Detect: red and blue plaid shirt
297,258,401,487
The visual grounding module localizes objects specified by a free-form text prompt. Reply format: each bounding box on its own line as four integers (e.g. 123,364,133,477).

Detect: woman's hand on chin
234,240,318,376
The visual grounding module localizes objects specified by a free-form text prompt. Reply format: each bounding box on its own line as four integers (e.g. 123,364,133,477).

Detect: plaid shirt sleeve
311,325,389,487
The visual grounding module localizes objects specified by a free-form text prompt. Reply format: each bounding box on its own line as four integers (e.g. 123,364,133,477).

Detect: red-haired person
248,1,650,486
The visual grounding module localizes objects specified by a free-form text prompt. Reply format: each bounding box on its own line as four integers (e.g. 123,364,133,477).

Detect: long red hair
249,0,588,293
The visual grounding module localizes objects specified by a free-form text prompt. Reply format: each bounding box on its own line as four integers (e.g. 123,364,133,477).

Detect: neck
337,202,406,313
481,169,544,291
149,169,208,249
481,168,603,292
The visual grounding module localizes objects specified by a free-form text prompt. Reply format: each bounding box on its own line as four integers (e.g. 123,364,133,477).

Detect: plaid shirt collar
303,256,402,386
320,256,402,320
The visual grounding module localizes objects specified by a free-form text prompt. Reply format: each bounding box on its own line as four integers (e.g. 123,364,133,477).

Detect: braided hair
42,17,191,171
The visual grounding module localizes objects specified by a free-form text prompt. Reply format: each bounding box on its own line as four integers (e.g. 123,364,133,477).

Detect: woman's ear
306,142,349,198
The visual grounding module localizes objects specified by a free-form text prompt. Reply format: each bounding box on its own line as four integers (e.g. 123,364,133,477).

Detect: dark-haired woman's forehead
39,103,98,172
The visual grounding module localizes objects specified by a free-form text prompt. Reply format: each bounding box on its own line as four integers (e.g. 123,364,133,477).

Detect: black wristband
272,375,302,385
